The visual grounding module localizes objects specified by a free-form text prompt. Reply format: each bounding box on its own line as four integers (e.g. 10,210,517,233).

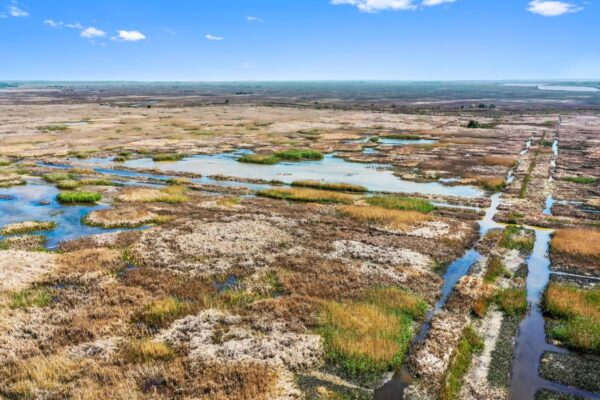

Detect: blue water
109,152,483,197
0,180,126,249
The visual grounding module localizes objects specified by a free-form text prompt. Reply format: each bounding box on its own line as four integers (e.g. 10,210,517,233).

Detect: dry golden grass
546,284,600,320
338,204,431,230
57,248,124,276
481,155,517,168
323,302,403,363
117,185,188,203
84,206,159,228
473,176,506,192
258,187,355,204
122,339,176,362
552,229,600,259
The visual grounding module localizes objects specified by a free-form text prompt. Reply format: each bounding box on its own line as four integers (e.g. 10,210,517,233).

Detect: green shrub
274,148,324,161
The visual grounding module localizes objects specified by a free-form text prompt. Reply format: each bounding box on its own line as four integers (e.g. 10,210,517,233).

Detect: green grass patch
496,287,527,317
135,297,191,330
42,172,73,183
365,195,435,213
238,154,281,165
563,176,597,185
440,326,484,400
467,120,496,129
274,148,324,161
55,179,80,190
152,153,184,162
500,225,535,253
484,255,509,284
318,287,427,385
291,180,368,193
544,283,600,353
56,191,101,204
10,287,54,309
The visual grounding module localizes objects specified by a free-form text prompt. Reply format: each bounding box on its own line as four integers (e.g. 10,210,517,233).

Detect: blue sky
1,0,598,80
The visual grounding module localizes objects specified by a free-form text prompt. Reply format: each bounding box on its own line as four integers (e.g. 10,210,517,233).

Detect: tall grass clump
56,191,101,204
440,326,484,400
384,134,421,140
258,188,355,204
475,176,506,192
366,196,435,213
551,229,600,260
544,283,600,352
122,339,176,362
55,179,80,190
484,256,509,283
319,287,427,383
291,180,368,193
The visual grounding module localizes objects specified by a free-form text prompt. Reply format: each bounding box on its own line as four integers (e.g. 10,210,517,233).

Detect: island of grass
238,148,324,164
152,153,185,162
544,283,600,353
1,220,57,236
365,195,435,213
383,134,422,140
57,191,101,204
563,176,598,185
291,180,368,193
258,187,355,204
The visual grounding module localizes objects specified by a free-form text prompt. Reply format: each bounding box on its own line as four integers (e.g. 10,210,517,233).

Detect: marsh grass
484,256,509,284
57,191,101,204
495,287,527,317
0,157,12,166
122,339,176,362
475,176,506,192
80,178,117,186
563,176,598,185
500,225,535,253
239,148,324,164
552,229,600,260
258,188,355,204
338,205,431,231
37,124,69,132
481,156,518,168
440,326,484,400
384,134,421,140
43,172,73,183
365,195,435,213
152,153,184,162
274,148,324,161
10,287,54,309
238,154,280,165
544,283,600,352
291,180,368,193
135,297,192,330
1,220,56,235
319,287,427,383
55,179,80,190
118,186,188,203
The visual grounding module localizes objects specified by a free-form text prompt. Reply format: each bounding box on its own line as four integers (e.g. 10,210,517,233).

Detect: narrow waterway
509,229,600,400
374,193,503,399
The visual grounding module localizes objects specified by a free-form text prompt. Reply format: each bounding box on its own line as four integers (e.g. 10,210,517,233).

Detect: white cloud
44,19,61,27
247,16,263,22
66,22,84,29
527,0,582,16
8,4,27,17
205,33,224,40
331,0,416,12
81,27,106,38
117,30,146,41
422,0,455,6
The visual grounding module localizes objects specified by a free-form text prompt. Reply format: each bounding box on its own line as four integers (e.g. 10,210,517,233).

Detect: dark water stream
374,193,502,399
